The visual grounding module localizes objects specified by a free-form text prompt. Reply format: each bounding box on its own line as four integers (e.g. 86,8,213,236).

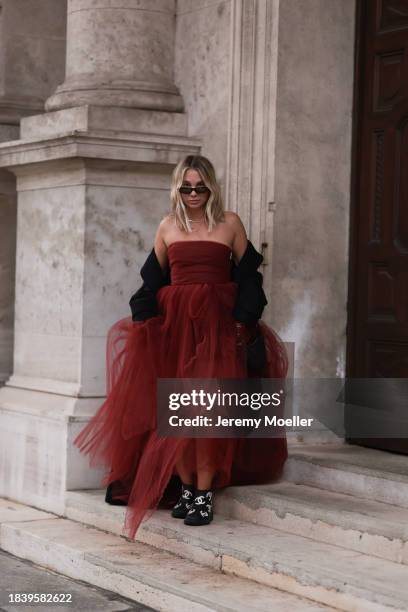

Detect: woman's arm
228,211,267,327
129,217,170,321
153,217,170,274
226,211,256,334
227,211,248,264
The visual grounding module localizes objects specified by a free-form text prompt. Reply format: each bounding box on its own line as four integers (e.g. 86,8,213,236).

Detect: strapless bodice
168,240,233,285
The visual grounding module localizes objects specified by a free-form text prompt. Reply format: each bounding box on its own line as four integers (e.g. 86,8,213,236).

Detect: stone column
0,0,67,386
46,0,183,112
0,167,16,386
0,0,199,513
0,0,66,123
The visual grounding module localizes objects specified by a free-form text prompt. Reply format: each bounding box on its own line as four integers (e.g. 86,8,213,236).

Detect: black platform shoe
183,489,213,526
171,483,195,519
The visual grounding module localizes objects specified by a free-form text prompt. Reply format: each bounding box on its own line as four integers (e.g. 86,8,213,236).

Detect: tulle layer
74,280,289,539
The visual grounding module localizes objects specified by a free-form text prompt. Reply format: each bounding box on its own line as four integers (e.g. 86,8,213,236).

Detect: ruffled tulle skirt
74,280,288,539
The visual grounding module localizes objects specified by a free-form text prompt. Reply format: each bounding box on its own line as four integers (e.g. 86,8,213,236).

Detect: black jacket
129,240,267,324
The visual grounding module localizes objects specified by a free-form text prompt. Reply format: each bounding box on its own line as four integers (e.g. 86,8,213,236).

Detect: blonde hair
169,155,225,232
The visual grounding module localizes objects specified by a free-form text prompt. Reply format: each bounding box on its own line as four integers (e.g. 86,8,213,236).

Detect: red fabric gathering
73,240,289,540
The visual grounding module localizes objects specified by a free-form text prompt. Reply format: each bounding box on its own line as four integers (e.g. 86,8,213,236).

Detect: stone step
0,497,334,612
215,481,408,565
284,443,408,507
65,490,408,611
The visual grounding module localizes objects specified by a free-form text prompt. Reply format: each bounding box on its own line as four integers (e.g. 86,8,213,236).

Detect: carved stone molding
226,0,279,280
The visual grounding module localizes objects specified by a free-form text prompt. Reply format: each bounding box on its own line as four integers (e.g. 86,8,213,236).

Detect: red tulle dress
73,240,288,539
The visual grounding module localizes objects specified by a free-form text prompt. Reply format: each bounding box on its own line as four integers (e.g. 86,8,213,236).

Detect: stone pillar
0,0,67,123
0,166,16,386
46,0,183,112
0,0,199,513
0,0,67,386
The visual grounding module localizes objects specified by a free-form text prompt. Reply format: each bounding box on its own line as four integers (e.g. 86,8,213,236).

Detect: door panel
347,0,408,453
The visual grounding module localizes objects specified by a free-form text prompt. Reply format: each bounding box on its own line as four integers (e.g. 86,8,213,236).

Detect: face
179,168,210,213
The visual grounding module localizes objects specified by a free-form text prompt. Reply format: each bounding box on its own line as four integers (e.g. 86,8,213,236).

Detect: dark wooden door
347,0,408,453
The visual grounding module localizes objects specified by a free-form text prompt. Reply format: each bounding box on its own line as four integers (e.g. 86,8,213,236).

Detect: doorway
347,0,408,453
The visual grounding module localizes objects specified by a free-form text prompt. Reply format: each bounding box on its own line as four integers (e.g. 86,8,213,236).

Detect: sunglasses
178,185,210,195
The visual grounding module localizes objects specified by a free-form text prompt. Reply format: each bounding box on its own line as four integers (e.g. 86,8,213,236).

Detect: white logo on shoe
200,511,209,517
195,495,205,505
182,490,193,499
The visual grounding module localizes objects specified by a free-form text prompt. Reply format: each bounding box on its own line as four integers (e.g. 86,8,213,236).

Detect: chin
186,203,204,210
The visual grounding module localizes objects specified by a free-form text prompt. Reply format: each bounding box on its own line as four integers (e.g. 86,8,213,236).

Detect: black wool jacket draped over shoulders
129,240,267,325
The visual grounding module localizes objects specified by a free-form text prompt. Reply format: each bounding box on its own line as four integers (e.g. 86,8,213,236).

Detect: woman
73,155,288,538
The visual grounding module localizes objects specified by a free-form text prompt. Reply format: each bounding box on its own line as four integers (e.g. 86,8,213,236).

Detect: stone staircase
1,442,408,611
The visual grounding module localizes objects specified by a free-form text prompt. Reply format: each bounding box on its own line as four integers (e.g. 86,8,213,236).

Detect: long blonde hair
169,155,225,232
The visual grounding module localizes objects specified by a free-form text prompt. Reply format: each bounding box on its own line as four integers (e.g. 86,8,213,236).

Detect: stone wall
0,0,67,386
175,0,232,189
272,0,356,377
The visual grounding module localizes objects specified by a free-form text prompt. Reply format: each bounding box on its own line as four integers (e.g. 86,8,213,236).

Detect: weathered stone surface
0,0,66,122
20,106,188,140
216,481,408,565
284,443,408,506
0,171,16,386
174,0,231,186
46,0,183,112
0,514,333,611
64,485,408,610
0,548,145,612
272,0,356,378
0,386,106,510
0,497,55,524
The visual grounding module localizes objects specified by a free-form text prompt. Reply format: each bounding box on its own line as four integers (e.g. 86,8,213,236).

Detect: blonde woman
74,155,288,538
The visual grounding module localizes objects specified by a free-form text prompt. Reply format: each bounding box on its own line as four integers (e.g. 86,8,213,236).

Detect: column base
0,95,45,125
46,79,184,113
0,384,105,514
20,104,188,140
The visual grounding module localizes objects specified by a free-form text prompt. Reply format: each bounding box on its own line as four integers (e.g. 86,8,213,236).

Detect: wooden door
347,0,408,453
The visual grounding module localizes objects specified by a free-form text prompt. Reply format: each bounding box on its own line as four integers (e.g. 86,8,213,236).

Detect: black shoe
105,482,128,506
171,483,195,519
183,489,213,526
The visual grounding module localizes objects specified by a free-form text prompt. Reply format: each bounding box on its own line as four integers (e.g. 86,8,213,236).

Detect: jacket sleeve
129,248,171,321
129,282,159,321
231,241,268,324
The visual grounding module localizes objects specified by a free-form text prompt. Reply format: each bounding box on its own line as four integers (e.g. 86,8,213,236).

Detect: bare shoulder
156,214,174,240
224,210,247,238
154,214,174,271
159,213,174,231
224,210,242,227
224,211,248,262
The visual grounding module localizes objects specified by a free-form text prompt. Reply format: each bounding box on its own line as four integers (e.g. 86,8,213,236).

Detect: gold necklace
187,216,206,222
188,216,206,230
